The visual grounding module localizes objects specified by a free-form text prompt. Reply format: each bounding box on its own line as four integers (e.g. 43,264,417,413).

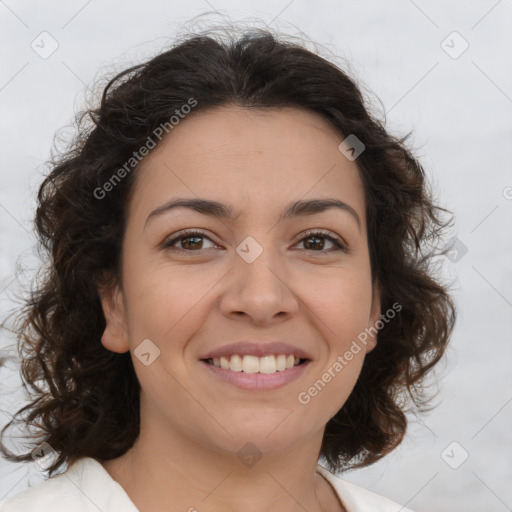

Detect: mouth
202,354,309,374
200,355,311,391
199,341,313,389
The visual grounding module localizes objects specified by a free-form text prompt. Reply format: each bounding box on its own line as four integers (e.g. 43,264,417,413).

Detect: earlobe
366,281,381,353
98,283,130,354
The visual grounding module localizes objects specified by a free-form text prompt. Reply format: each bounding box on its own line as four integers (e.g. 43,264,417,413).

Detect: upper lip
200,341,313,360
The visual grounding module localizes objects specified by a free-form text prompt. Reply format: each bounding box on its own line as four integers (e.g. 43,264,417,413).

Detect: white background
1,1,511,511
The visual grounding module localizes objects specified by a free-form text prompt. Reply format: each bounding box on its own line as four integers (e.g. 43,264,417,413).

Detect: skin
98,105,381,512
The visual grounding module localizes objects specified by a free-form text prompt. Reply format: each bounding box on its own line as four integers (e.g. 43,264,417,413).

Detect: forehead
127,105,366,226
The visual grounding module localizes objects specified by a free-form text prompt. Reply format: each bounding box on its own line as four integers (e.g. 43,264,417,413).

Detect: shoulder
0,457,139,512
316,464,415,512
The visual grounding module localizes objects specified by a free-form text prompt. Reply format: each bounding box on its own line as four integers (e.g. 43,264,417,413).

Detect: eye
294,229,346,252
162,229,218,252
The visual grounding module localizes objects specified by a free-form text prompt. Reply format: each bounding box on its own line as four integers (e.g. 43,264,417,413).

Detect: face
99,105,380,458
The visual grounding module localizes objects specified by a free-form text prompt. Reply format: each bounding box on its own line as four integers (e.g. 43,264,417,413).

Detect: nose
219,245,300,326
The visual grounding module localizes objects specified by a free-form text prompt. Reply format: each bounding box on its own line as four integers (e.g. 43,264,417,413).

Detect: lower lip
201,360,311,390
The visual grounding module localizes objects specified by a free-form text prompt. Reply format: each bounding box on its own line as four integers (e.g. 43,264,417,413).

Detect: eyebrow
144,197,361,230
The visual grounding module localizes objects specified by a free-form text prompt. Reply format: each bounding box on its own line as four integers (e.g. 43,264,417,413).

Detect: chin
210,416,309,456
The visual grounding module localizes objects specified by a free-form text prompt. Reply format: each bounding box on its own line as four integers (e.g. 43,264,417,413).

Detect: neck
100,412,344,512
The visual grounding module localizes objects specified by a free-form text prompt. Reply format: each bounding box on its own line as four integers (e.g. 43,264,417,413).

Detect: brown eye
163,230,217,252
295,230,346,252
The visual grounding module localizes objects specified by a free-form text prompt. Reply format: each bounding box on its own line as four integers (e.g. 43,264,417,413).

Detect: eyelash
162,228,347,254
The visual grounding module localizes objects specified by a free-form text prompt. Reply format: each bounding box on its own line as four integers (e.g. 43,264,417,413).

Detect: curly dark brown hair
0,23,456,477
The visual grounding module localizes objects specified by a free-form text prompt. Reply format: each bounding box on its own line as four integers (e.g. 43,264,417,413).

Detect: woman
0,23,456,512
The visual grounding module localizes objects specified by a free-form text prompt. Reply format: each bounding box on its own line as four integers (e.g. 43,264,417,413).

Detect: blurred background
1,1,511,511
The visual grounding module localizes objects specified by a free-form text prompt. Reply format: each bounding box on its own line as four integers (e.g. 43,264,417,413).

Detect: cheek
123,254,216,342
293,272,373,418
304,269,374,344
297,355,365,424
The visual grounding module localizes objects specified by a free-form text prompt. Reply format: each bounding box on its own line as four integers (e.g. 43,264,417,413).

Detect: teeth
276,354,287,371
242,355,260,373
229,354,243,372
259,355,276,374
207,354,304,374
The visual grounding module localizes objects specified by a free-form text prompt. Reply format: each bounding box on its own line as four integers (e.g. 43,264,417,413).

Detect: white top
0,457,413,512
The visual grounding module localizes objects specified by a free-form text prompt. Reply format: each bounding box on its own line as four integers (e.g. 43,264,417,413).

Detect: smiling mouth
203,354,308,374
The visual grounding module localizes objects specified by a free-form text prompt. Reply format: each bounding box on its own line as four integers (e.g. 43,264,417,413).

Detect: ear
365,280,381,353
98,282,130,354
